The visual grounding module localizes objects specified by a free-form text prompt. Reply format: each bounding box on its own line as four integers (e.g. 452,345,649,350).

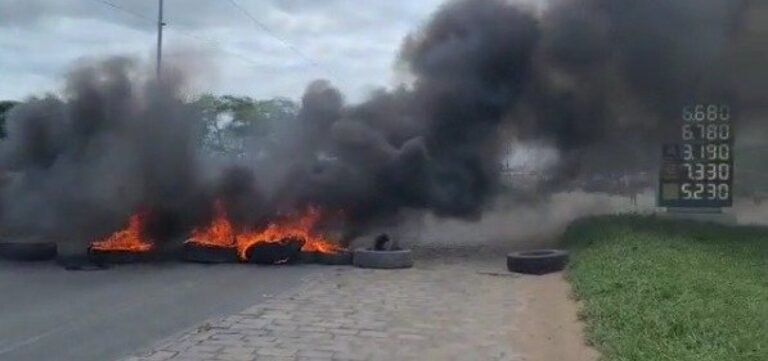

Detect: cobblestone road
121,249,527,361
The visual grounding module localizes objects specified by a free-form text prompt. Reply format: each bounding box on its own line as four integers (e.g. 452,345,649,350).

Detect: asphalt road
0,261,320,361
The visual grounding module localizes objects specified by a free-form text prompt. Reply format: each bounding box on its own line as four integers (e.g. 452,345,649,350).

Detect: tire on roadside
316,250,353,265
87,248,154,264
183,242,238,264
506,249,569,275
298,251,318,264
353,248,413,269
0,242,58,261
56,254,110,271
245,239,304,265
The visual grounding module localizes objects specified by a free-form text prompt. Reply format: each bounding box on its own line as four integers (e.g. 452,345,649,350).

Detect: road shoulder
512,273,598,361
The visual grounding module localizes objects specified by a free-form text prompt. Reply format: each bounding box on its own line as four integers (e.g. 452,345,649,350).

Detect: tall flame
236,207,343,260
90,212,153,252
187,199,235,248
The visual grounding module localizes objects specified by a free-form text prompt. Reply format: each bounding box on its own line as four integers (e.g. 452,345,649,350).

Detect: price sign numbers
658,104,734,207
679,183,730,201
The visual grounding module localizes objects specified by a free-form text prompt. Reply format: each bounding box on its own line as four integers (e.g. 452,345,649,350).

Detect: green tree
193,94,298,156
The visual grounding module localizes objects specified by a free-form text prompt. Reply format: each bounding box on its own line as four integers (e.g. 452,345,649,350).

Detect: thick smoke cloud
0,57,207,244
0,0,761,246
269,2,540,230
524,0,749,180
285,0,755,233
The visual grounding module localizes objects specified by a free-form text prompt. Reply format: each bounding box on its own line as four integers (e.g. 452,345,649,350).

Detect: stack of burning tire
0,231,415,271
243,237,304,265
183,241,239,264
86,213,157,264
297,246,353,265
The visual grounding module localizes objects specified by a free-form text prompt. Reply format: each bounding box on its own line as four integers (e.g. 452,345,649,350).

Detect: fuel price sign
658,104,734,208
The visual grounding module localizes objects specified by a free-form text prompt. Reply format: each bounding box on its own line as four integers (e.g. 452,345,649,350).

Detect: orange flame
187,200,235,248
90,212,153,252
236,207,343,260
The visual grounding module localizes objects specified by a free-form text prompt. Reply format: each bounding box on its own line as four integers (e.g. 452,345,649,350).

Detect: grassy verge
563,215,768,361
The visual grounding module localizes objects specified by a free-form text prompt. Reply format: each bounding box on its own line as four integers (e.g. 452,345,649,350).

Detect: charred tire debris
86,243,184,264
245,238,304,265
182,242,239,264
298,250,319,264
56,254,110,271
0,241,58,261
506,249,570,275
316,250,353,265
1,235,399,269
87,249,155,264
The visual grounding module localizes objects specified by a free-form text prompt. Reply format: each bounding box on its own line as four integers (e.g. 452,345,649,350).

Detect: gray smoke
0,57,207,244
0,0,762,246
525,0,749,182
278,0,757,238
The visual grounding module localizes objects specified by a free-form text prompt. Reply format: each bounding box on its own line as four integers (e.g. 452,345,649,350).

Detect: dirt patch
512,273,599,361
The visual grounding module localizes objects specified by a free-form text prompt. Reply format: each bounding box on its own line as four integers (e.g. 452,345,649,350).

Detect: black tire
245,239,303,265
87,249,154,264
0,242,58,261
57,254,110,271
507,249,569,275
316,250,352,265
298,251,318,264
183,242,238,264
353,248,413,269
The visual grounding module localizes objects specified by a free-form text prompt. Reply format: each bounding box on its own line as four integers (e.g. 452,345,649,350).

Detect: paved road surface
0,261,319,361
120,248,528,361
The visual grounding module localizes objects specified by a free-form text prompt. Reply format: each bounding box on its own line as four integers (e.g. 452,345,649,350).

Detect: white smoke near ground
389,191,767,251
352,191,654,250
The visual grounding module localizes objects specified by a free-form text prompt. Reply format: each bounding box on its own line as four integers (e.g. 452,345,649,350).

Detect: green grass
563,215,768,361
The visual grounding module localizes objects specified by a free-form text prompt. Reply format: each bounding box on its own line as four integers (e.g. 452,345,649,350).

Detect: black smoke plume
0,57,207,245
283,0,756,236
0,0,762,246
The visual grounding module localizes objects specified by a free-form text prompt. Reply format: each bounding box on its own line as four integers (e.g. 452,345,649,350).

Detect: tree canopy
193,94,299,157
0,95,297,154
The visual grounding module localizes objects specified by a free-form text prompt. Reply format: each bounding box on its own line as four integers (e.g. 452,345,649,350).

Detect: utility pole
156,0,165,79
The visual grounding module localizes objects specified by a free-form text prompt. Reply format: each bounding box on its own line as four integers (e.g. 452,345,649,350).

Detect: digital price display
658,104,734,208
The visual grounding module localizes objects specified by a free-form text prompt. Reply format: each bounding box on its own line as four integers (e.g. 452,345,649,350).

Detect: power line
87,0,266,68
165,26,265,67
224,0,318,66
88,0,153,23
87,0,339,88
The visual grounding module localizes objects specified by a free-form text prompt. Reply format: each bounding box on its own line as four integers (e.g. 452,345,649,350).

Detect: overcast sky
0,0,445,102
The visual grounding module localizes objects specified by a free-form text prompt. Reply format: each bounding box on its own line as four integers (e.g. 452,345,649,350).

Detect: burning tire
245,238,304,265
506,249,569,275
87,248,154,264
352,248,413,269
298,251,319,264
316,250,353,265
0,241,58,261
183,242,238,264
